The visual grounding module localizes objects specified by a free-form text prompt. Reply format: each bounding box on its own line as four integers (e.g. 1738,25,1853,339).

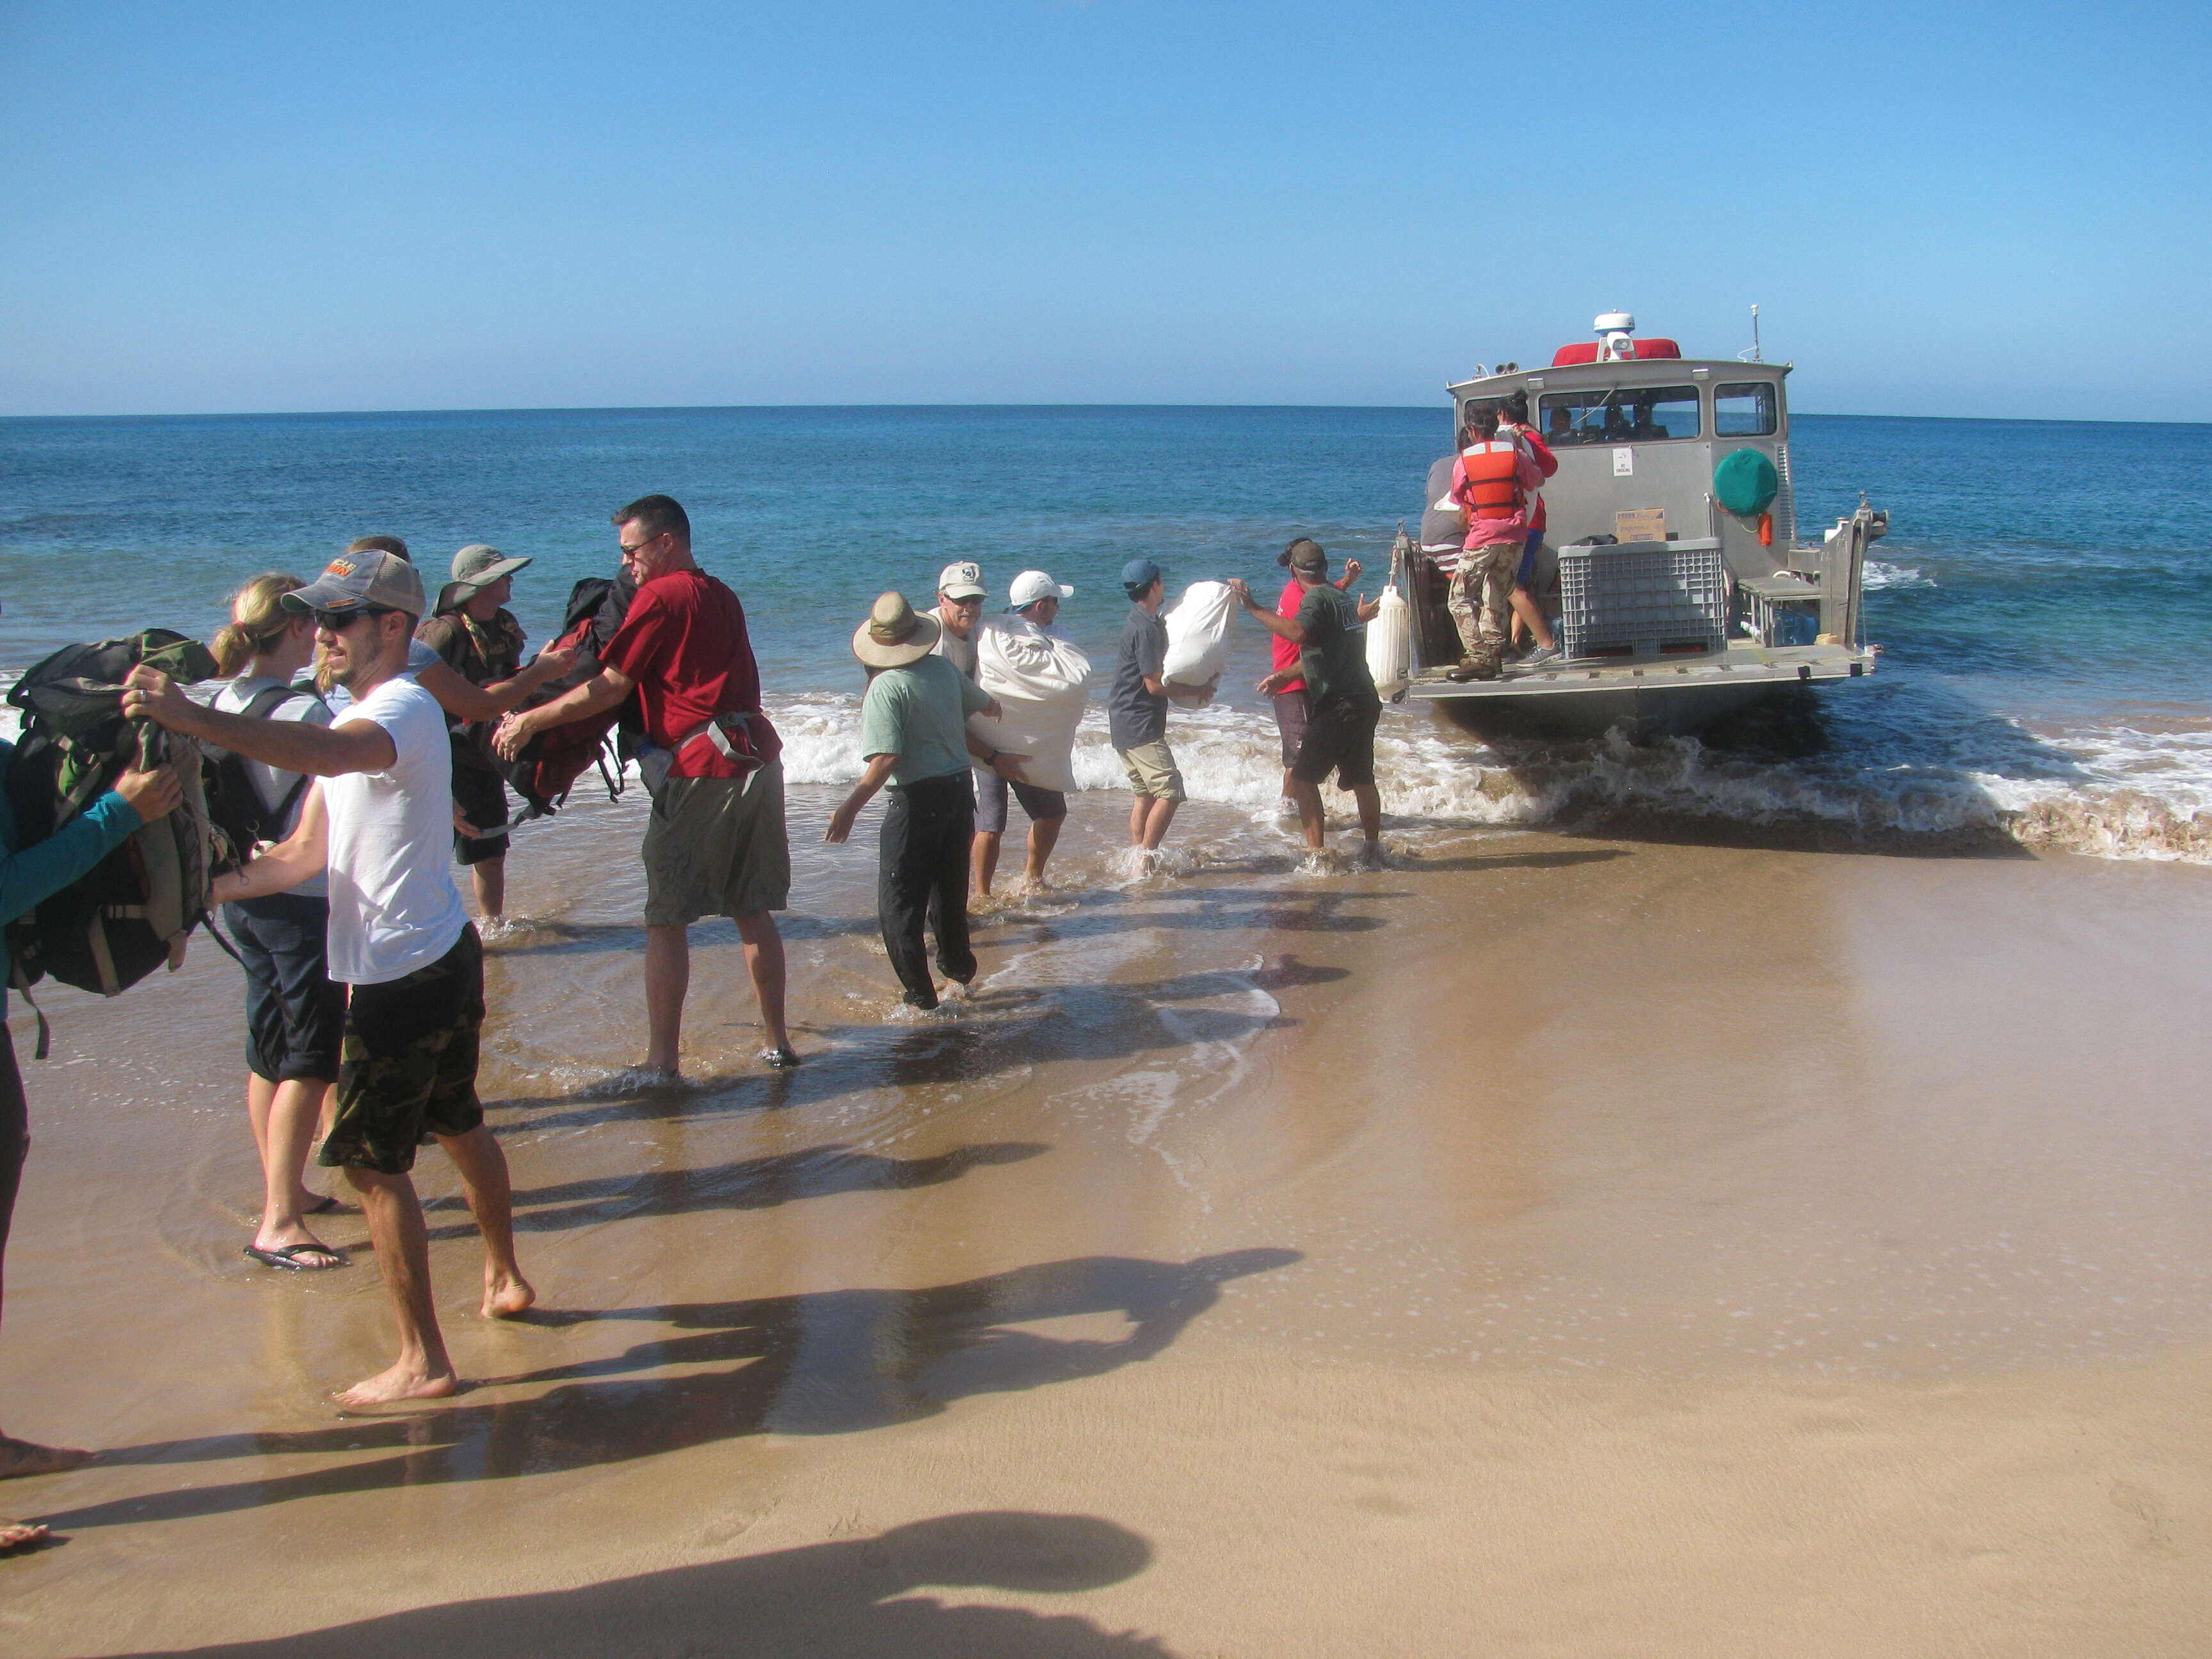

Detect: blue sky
3,1,2205,419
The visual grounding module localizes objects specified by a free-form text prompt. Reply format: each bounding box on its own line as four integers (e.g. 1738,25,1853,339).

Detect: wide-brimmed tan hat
851,591,942,668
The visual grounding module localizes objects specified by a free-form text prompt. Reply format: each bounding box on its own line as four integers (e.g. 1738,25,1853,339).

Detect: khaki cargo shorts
643,757,791,926
1117,740,1185,803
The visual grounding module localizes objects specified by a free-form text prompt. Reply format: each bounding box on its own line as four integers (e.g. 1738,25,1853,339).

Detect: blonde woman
209,575,345,1270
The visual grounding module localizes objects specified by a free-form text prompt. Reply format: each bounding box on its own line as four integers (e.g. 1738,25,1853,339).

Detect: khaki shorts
1117,740,1185,803
643,757,790,926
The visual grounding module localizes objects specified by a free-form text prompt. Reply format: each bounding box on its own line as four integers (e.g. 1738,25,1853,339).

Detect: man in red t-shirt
1253,538,1361,810
495,495,794,1076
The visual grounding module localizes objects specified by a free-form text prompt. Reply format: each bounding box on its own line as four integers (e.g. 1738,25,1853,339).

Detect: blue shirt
0,739,146,1013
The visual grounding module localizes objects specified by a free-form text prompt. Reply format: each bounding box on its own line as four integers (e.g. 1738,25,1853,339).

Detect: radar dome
1594,311,1636,334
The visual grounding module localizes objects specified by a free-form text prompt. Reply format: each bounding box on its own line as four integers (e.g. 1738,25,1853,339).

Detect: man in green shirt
1230,538,1384,860
826,592,1018,1009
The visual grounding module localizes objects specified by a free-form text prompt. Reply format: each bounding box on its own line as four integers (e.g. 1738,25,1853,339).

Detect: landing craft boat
1384,310,1887,737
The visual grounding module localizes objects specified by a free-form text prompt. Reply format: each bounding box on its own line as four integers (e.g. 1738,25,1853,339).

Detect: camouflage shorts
321,926,486,1176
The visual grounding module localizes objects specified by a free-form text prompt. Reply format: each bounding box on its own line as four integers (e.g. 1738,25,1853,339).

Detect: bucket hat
437,543,533,613
852,591,943,668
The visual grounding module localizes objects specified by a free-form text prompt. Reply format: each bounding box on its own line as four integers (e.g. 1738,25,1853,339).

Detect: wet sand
4,786,2211,1656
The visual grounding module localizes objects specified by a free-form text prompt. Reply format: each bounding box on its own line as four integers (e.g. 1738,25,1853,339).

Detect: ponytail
214,572,308,677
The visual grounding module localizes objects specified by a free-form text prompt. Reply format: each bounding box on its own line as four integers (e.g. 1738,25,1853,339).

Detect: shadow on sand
115,1511,1180,1658
57,1250,1300,1532
421,1141,1048,1239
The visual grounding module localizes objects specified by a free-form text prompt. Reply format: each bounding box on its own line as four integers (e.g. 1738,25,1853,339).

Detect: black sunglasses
310,605,397,630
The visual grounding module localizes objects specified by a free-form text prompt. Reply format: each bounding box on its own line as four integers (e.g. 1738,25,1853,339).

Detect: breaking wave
772,691,2212,863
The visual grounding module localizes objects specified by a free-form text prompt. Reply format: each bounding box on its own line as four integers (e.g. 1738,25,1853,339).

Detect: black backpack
488,573,639,817
199,683,316,875
4,630,224,1052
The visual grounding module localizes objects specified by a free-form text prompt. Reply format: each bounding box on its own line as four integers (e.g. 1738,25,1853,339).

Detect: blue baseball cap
1121,557,1163,590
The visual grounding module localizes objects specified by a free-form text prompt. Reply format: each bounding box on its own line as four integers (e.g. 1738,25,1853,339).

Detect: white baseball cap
936,561,986,600
1008,569,1075,608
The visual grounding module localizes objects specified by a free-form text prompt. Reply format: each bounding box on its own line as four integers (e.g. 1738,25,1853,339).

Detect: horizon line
3,403,2206,429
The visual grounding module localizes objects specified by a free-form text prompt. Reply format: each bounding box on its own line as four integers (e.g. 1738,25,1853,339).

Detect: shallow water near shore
4,781,2211,1654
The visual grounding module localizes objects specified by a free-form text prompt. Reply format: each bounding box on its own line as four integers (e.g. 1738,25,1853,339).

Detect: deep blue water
3,405,2208,851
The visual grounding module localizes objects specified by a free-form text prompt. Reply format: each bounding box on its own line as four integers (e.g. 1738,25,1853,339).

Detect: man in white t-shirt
124,549,533,1410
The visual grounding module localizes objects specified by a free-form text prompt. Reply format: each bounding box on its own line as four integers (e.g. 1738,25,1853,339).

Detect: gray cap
282,549,428,619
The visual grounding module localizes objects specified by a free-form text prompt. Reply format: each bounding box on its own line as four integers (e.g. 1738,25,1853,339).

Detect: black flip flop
244,1242,345,1272
301,1194,345,1216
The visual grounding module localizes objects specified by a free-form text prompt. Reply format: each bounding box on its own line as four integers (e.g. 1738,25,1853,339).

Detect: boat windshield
1714,382,1779,436
1539,386,1700,445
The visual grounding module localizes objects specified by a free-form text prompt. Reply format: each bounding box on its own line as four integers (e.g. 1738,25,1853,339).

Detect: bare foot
333,1362,459,1412
483,1271,536,1320
1,1518,51,1553
0,1437,92,1482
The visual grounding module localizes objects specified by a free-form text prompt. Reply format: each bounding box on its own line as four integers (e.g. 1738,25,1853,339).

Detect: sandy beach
1,783,2207,1656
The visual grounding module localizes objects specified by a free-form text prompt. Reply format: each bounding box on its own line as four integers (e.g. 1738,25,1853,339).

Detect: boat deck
1402,639,1876,703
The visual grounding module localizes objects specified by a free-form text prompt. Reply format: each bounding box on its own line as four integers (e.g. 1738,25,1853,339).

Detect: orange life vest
1456,440,1525,520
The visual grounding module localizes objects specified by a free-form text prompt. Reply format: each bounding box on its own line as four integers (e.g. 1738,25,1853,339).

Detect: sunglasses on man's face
311,606,396,631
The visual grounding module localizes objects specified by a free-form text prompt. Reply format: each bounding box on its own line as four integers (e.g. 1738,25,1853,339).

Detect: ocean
2,405,2208,859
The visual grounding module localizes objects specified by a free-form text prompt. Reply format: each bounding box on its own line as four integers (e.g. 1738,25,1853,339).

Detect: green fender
1713,448,1779,517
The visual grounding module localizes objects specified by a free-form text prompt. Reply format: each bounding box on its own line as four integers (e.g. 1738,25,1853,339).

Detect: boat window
1537,386,1701,445
1714,382,1779,437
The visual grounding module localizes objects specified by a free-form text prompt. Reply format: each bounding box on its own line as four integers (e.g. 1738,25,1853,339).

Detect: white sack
1161,581,1236,703
966,616,1092,793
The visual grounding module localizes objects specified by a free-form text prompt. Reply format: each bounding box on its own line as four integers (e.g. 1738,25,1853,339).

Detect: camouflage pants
1447,541,1519,655
321,926,485,1176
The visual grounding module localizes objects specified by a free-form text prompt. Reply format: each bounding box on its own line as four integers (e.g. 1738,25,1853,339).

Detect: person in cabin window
1628,402,1668,440
0,696,177,1551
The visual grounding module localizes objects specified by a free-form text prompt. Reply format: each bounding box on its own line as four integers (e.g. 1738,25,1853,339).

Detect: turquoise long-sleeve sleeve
0,737,147,998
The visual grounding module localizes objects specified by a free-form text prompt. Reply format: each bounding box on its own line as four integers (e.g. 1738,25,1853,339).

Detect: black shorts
453,759,511,867
1270,689,1310,769
1290,696,1381,790
973,767,1068,835
321,926,486,1176
225,895,344,1084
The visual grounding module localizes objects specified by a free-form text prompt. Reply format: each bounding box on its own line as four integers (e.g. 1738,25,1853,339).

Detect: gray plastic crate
1558,538,1729,659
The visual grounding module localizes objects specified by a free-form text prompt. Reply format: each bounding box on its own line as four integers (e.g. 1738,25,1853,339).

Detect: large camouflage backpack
4,630,223,1051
